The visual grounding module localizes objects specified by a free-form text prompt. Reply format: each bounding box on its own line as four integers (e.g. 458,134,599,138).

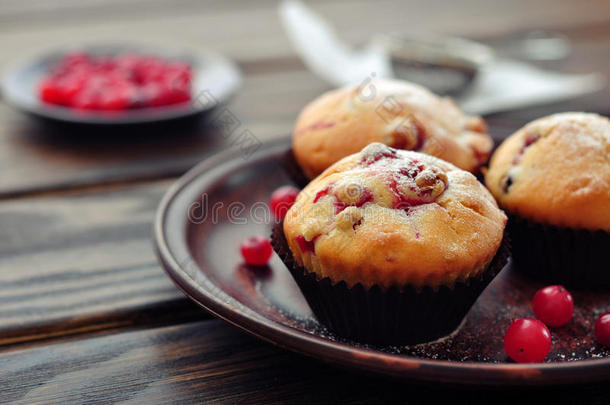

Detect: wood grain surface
1,0,610,402
1,319,609,405
0,181,205,346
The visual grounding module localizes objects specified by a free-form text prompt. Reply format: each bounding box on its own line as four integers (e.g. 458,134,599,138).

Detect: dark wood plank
0,180,207,346
1,319,608,404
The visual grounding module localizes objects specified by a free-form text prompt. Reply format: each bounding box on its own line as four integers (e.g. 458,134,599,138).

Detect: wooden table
1,1,609,403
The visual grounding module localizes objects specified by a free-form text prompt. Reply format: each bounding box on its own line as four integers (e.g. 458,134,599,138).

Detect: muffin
290,79,493,181
486,112,610,289
273,143,508,345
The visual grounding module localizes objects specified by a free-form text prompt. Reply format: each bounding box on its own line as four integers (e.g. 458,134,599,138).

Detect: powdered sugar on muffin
486,112,610,231
292,79,494,179
283,143,507,289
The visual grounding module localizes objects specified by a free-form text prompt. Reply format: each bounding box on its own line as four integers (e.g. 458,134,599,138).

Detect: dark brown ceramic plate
153,138,610,386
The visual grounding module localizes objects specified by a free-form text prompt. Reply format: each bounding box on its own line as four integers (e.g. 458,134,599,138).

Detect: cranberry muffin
272,143,508,345
291,79,492,180
486,112,610,288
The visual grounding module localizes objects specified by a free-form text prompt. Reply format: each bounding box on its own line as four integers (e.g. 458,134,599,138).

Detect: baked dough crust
486,112,610,231
292,79,493,179
284,143,507,289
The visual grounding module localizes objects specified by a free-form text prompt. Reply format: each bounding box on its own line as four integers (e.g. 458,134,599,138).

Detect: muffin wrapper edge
271,222,510,346
282,148,311,189
508,214,610,289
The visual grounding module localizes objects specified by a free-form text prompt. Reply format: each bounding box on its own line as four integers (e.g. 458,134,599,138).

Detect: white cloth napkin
279,0,605,115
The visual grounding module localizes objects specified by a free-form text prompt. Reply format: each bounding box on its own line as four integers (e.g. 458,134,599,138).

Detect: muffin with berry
272,143,508,345
289,79,492,184
486,112,610,289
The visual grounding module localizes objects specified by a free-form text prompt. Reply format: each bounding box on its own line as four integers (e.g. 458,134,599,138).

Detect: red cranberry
39,78,63,105
595,313,610,347
504,318,551,363
312,184,373,214
168,87,191,104
294,234,319,254
512,132,541,164
353,188,373,207
98,82,134,110
270,186,299,220
313,186,331,203
240,236,273,266
139,82,163,106
524,133,540,147
532,285,574,327
53,74,87,105
147,82,173,107
72,89,101,110
63,51,89,67
386,177,426,211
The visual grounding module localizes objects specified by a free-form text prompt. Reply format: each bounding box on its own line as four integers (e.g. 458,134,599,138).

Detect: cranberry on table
595,313,610,347
240,236,273,266
504,318,551,363
269,186,299,220
532,285,574,327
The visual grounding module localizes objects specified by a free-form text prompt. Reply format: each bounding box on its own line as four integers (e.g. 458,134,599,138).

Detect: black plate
1,43,241,125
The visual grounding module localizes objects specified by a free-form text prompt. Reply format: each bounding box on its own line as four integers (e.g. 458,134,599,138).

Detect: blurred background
0,0,610,198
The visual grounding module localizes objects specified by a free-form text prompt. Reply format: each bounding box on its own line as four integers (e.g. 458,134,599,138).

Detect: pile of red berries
38,52,192,111
504,285,610,363
240,236,273,266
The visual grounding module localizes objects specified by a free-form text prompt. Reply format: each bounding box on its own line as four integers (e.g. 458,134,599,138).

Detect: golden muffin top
283,143,507,289
292,79,493,179
486,112,610,231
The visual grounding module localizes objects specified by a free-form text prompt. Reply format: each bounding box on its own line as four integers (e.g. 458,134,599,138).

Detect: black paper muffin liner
271,222,510,346
282,148,310,189
508,214,610,290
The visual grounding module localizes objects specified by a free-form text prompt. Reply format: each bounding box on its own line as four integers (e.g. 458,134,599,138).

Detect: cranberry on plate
240,236,273,266
269,186,299,220
532,285,574,327
595,313,610,348
504,318,551,363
